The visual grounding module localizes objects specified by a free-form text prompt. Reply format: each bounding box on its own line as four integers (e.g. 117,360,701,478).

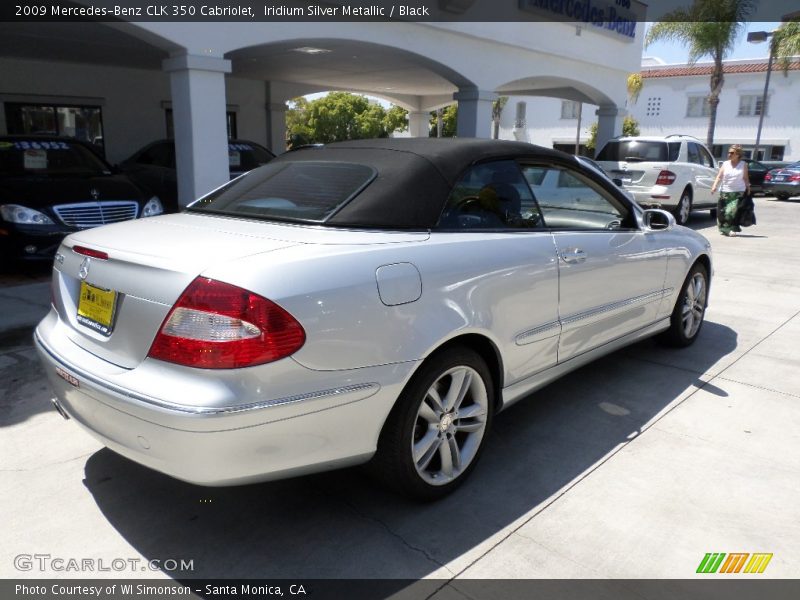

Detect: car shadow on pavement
79,321,738,583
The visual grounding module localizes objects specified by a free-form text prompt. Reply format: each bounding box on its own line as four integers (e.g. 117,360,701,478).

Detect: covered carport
0,18,641,208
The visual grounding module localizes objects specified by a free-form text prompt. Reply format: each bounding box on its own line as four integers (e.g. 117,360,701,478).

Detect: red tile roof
642,61,800,78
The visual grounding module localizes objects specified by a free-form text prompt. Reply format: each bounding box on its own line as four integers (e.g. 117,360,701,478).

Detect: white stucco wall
631,66,800,160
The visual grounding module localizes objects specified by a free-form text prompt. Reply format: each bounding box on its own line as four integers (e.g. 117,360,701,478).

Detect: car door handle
561,248,587,264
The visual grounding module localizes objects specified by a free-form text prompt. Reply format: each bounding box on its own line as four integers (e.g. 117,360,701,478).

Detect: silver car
35,139,712,500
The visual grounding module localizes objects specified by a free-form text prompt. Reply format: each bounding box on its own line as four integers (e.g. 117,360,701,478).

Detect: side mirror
642,208,676,231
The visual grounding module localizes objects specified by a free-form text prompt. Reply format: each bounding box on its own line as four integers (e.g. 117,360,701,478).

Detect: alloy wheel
411,365,489,486
682,272,707,339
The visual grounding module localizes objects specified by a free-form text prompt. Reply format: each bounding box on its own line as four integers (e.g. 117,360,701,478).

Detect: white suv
595,135,718,225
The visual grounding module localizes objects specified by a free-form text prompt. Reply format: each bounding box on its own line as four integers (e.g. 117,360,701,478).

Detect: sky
643,22,782,64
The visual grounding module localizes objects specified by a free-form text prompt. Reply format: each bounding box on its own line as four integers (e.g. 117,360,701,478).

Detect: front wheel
660,263,708,347
673,190,692,225
369,347,494,500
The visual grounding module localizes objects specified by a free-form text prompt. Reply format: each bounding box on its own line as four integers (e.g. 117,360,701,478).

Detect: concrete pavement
1,198,799,591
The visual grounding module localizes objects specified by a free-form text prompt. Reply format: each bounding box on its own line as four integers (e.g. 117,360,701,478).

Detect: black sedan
120,139,276,212
764,162,800,200
0,136,163,262
743,158,772,195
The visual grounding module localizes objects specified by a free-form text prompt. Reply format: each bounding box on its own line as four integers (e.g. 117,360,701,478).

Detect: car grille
53,202,139,228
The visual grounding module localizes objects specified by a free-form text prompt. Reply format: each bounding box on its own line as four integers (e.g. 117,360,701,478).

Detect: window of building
738,94,768,117
165,109,238,139
514,101,527,129
645,97,662,117
561,100,581,119
4,102,104,152
686,96,711,118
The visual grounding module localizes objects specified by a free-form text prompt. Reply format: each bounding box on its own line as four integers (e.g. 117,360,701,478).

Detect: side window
437,160,542,230
521,163,628,230
668,142,681,162
687,143,702,165
699,145,716,169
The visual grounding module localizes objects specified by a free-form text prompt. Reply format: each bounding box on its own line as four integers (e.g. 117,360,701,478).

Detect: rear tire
369,347,494,500
659,263,708,347
709,208,717,219
673,189,692,225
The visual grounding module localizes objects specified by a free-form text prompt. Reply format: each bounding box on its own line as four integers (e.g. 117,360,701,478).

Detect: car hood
0,174,147,208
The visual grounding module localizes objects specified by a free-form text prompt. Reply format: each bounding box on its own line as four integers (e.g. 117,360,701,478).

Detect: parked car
35,139,712,499
0,136,163,262
596,135,718,225
743,158,771,195
764,162,800,200
575,155,636,203
120,139,276,212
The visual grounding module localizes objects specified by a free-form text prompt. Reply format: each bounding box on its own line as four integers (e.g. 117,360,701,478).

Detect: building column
407,111,430,138
454,88,496,138
595,105,625,153
162,54,231,208
266,102,287,153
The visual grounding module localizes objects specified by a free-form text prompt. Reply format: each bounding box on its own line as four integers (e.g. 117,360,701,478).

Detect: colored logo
697,553,773,574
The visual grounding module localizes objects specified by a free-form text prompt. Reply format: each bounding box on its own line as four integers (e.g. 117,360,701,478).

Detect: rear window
597,141,669,162
189,161,375,223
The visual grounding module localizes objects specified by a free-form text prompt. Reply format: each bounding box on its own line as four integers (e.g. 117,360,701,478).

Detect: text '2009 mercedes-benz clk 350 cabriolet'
35,138,712,499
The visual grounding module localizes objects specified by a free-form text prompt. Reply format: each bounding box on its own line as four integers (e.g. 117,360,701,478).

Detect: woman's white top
720,160,747,192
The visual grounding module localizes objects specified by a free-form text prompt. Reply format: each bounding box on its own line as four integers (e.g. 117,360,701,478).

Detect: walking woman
711,144,750,236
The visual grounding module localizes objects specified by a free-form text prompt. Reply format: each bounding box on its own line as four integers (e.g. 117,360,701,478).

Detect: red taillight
790,174,800,182
764,173,772,181
148,278,306,369
73,245,109,260
655,170,676,186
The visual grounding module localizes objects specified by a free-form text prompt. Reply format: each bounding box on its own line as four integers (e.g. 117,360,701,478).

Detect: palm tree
772,20,800,74
645,0,756,148
491,96,508,140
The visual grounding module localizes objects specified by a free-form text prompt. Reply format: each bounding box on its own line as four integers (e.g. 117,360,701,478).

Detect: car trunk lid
53,213,301,368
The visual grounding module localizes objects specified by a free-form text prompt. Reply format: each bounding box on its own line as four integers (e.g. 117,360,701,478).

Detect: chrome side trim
515,321,561,346
500,317,671,411
561,289,668,329
35,331,379,416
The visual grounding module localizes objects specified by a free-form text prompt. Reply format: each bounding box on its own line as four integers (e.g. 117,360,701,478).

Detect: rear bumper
764,182,800,198
34,311,418,486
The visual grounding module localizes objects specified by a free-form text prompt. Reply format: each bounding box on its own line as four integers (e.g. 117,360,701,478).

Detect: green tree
626,73,643,105
285,92,408,148
586,115,640,152
645,0,756,148
492,96,508,139
429,104,458,137
772,20,800,74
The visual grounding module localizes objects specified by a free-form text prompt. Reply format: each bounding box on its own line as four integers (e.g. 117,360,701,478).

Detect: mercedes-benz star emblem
78,257,91,281
89,188,100,200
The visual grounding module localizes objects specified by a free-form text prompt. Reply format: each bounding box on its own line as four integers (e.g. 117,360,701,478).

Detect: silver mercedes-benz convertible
35,138,712,499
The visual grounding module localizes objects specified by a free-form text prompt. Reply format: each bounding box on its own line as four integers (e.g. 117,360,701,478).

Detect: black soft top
272,138,566,229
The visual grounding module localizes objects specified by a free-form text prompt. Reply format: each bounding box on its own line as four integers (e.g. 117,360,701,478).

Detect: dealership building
0,3,644,206
499,56,800,161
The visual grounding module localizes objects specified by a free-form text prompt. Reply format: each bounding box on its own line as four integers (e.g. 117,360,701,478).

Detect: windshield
189,160,376,223
597,140,671,162
0,139,111,177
